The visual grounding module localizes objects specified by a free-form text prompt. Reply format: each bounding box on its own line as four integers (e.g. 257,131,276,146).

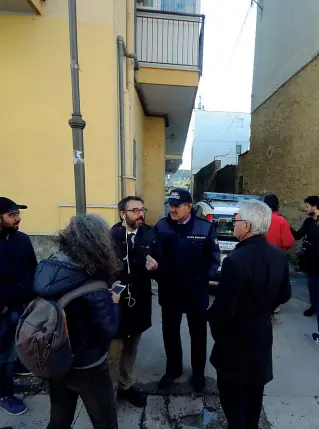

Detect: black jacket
111,223,156,338
0,229,37,314
34,253,119,368
291,217,319,275
208,235,291,385
154,209,220,311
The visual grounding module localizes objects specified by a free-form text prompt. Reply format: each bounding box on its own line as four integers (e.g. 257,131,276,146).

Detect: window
161,0,196,13
141,0,154,7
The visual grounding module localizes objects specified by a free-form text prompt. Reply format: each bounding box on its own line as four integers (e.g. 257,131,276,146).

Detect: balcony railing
136,9,205,74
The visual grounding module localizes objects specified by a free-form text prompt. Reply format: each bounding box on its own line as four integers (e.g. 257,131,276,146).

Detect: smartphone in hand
112,284,127,296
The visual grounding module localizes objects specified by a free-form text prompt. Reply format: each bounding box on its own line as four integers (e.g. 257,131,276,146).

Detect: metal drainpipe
117,36,140,199
68,0,87,214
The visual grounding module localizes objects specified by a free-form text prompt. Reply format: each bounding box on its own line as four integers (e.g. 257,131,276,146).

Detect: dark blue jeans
0,363,14,397
308,276,319,331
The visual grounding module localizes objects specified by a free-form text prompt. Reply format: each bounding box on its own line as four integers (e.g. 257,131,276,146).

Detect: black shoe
158,373,182,390
190,375,206,393
304,306,316,317
117,387,146,408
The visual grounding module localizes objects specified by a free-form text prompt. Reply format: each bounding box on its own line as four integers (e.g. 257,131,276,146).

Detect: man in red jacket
264,195,295,249
264,194,294,315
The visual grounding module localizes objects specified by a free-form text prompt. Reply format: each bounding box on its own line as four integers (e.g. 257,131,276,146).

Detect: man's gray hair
238,200,272,236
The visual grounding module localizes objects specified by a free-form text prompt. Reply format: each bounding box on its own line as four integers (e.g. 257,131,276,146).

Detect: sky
180,0,257,170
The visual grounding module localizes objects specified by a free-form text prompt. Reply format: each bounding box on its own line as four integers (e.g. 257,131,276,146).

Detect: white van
194,193,261,287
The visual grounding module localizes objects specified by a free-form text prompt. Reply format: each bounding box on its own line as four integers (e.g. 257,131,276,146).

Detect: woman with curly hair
34,214,121,429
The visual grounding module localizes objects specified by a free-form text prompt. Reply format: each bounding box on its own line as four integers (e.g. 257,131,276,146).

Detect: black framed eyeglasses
126,208,148,215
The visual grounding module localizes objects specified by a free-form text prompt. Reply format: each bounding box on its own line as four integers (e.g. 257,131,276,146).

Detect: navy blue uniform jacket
154,209,220,311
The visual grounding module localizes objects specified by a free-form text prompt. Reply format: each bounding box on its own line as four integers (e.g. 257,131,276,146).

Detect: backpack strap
57,281,108,308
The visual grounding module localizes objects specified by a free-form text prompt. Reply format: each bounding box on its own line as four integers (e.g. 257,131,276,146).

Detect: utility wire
252,0,263,11
223,3,252,72
219,113,241,140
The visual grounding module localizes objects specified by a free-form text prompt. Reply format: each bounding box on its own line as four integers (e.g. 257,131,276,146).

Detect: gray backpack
15,281,107,379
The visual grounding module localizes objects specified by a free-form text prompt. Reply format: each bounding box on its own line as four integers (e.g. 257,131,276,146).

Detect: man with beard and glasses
0,198,37,415
108,196,158,407
291,196,319,342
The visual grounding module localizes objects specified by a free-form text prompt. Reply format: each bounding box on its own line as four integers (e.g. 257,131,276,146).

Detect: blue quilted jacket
33,253,119,368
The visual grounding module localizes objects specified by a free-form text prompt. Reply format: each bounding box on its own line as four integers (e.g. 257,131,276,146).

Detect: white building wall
192,110,251,174
252,0,319,112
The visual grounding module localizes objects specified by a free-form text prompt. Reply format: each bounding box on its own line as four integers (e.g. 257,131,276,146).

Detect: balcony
136,8,204,72
0,0,43,14
136,8,205,173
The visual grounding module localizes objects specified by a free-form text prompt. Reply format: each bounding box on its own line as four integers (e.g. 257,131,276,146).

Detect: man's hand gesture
146,255,158,271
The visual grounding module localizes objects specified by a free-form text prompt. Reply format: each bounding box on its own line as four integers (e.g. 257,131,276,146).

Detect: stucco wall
238,55,319,227
252,0,319,111
0,0,123,233
143,117,166,225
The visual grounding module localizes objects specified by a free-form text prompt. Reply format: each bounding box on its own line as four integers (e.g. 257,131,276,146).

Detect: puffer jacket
155,209,220,311
33,252,119,369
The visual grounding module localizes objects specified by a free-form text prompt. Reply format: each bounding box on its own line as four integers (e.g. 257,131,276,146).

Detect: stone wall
193,160,226,202
237,55,319,228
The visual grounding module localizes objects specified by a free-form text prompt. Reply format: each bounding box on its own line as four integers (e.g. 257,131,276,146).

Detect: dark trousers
0,363,14,398
161,306,207,378
217,374,264,429
47,361,118,429
309,276,319,331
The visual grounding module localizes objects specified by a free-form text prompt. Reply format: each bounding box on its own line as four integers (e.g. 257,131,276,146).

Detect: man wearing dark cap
0,198,37,415
155,188,220,392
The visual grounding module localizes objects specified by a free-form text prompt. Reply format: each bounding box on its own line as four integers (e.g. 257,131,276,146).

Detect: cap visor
17,205,27,210
168,198,183,206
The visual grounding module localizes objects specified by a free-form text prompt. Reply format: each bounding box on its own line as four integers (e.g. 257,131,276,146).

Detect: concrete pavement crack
139,401,147,429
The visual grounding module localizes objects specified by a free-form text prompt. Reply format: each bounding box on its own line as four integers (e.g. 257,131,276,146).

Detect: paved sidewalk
263,275,319,429
4,278,315,428
0,291,272,429
7,276,315,429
